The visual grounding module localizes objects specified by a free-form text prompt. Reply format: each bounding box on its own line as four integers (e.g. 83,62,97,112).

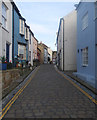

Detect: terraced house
29,29,34,66
75,1,97,88
11,2,29,66
57,10,77,71
0,0,12,63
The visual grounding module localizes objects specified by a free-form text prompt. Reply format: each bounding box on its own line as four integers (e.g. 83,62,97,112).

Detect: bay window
18,44,26,60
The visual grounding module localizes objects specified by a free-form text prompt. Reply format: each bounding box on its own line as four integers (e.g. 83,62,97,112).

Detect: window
2,3,7,28
19,19,24,35
18,44,26,60
82,12,88,30
25,27,29,40
82,47,88,66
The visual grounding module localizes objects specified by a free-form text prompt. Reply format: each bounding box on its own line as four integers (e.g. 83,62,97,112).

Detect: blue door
6,43,9,62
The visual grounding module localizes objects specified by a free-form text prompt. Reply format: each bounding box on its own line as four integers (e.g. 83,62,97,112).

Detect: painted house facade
12,2,28,66
52,51,57,64
29,29,34,66
38,43,48,64
0,0,12,62
57,10,77,71
75,2,97,88
48,47,52,62
33,36,38,60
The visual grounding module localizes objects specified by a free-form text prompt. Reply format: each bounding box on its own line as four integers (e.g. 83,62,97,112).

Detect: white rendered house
57,10,77,71
0,0,12,63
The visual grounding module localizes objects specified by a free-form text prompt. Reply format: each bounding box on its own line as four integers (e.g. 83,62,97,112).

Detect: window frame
2,2,7,29
25,27,29,40
82,12,88,31
82,47,88,67
18,44,26,60
19,19,25,35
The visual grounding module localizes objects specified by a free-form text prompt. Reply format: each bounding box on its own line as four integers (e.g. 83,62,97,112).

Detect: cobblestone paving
4,64,96,118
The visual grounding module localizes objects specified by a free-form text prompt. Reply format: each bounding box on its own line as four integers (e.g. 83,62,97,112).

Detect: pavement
2,64,97,119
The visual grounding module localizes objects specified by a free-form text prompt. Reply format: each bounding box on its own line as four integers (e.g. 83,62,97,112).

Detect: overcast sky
15,2,78,51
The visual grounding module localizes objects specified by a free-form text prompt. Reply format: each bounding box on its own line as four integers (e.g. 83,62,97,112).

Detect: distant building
57,10,77,71
38,42,48,64
48,47,52,62
33,37,38,60
0,0,12,62
75,2,97,88
11,2,29,66
52,51,57,64
37,47,41,63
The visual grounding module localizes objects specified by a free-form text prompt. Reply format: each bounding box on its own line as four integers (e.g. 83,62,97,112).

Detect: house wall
57,10,77,71
0,0,2,60
38,44,44,64
44,48,48,63
95,17,97,89
57,20,63,70
13,7,28,63
63,10,77,71
33,37,38,60
0,0,12,62
48,47,52,61
76,2,95,87
29,33,33,66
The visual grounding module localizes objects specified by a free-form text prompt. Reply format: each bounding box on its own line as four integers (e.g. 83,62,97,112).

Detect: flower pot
0,63,7,70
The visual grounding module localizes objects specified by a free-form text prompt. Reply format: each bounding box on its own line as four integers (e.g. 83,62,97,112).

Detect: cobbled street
4,64,96,118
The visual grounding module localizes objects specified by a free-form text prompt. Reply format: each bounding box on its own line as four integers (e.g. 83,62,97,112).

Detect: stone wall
0,69,20,90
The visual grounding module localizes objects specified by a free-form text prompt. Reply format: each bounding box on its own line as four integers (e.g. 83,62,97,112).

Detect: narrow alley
3,64,96,119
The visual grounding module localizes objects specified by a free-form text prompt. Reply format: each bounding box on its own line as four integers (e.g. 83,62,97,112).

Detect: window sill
20,32,24,36
82,65,88,67
25,38,29,41
2,27,9,33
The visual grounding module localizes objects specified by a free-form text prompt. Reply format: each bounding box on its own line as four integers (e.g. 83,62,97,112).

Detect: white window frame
2,2,7,29
82,12,88,30
82,47,88,67
25,27,29,40
18,44,26,60
19,19,25,35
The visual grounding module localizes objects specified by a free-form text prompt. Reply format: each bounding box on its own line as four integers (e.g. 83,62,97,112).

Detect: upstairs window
2,3,7,29
25,27,29,40
82,12,88,30
82,47,88,66
19,19,24,35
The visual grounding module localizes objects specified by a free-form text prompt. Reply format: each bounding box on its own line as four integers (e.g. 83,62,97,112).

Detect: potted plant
0,56,7,70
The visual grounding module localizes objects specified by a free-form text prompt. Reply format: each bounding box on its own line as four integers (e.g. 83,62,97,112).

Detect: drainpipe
61,18,65,71
12,4,14,66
